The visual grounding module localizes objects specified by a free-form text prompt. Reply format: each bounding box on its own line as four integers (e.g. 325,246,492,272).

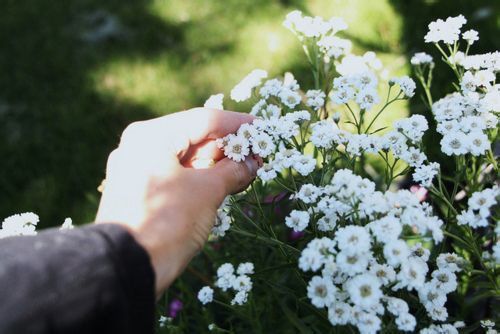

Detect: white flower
198,286,214,305
232,275,253,292
346,274,382,310
461,71,477,93
356,312,382,334
383,240,410,267
215,274,236,292
231,290,249,306
413,162,440,188
299,247,324,272
355,87,379,110
424,15,467,44
204,93,224,109
211,212,231,237
368,216,402,244
257,163,278,182
259,78,282,98
296,184,320,203
223,135,250,162
285,210,310,232
274,147,300,168
250,101,281,119
395,313,416,332
230,69,267,102
1,212,39,238
467,131,490,156
395,257,428,291
279,89,301,108
328,302,352,325
237,123,259,140
462,29,479,44
461,116,486,133
401,147,426,167
391,76,416,98
440,132,469,156
250,132,275,158
431,268,458,294
307,275,337,308
217,263,235,277
317,216,338,232
394,114,428,143
317,36,352,58
237,262,255,275
385,297,409,315
335,226,371,254
436,253,464,272
306,90,326,109
336,251,370,276
60,218,74,230
482,88,500,112
369,263,396,286
411,52,433,65
293,155,316,176
410,243,431,262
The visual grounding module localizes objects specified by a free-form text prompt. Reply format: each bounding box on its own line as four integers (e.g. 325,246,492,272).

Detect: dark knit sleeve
0,223,155,334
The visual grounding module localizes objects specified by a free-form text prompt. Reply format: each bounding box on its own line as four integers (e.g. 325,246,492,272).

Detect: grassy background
0,0,498,228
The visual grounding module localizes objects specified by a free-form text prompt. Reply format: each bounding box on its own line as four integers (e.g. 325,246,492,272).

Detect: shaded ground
1,0,408,227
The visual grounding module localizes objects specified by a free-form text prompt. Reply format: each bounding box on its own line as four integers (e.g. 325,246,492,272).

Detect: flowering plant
2,10,498,334
181,11,499,334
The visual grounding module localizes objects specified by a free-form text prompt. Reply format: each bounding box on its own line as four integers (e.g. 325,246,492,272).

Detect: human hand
95,108,259,296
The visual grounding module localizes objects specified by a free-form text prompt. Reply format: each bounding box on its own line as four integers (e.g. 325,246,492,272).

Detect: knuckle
229,162,248,193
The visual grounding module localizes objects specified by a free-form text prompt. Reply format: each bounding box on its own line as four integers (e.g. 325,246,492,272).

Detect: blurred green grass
0,0,497,227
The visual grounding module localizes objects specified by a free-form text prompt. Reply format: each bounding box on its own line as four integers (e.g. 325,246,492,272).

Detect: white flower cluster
424,15,467,44
294,172,463,332
211,197,232,237
389,76,416,98
198,262,255,306
331,71,380,109
335,52,383,76
309,113,438,188
411,52,433,66
432,92,496,156
230,69,268,102
481,320,499,334
218,110,319,180
457,187,499,229
0,212,39,238
420,323,460,334
283,10,351,59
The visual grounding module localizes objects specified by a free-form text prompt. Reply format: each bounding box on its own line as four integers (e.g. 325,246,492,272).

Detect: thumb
207,157,260,197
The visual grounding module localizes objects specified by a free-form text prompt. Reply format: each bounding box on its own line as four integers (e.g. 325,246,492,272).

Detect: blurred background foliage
0,0,498,229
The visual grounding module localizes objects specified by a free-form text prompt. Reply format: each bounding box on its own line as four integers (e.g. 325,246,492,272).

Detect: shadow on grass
0,0,194,226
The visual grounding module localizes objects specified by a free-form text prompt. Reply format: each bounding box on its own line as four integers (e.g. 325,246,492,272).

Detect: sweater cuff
90,224,156,333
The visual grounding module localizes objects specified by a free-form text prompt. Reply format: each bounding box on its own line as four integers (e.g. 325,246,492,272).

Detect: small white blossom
198,286,214,305
411,52,433,65
462,29,479,45
285,210,310,232
204,93,224,110
230,69,267,102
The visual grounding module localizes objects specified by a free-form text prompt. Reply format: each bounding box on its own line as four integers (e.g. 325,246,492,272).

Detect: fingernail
244,157,259,176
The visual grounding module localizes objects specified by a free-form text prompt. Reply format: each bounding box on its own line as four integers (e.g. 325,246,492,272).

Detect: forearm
0,224,155,334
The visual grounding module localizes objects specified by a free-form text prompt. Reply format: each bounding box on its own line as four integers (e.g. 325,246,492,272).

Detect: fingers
171,108,255,146
179,139,225,168
202,157,260,200
119,108,255,157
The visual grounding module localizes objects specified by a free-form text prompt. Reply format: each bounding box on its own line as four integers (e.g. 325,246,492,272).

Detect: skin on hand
95,108,260,296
